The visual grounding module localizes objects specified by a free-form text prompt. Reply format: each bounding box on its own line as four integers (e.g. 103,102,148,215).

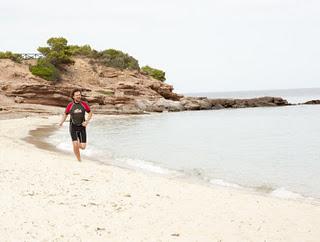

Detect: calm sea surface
47,88,320,199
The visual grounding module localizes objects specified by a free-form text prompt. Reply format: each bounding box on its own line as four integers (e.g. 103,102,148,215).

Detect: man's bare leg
79,143,86,150
72,141,81,161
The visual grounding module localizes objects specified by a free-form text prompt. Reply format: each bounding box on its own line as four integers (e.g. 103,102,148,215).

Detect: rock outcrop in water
0,58,290,115
303,100,320,105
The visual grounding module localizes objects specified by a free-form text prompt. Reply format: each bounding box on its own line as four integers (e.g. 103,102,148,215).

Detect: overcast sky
1,0,320,93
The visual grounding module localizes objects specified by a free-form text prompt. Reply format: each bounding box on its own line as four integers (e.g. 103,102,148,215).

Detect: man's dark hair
70,89,82,99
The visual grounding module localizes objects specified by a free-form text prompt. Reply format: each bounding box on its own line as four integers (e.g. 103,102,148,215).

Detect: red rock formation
0,57,290,114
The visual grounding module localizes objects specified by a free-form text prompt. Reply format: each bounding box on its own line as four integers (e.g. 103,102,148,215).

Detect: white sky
1,0,320,93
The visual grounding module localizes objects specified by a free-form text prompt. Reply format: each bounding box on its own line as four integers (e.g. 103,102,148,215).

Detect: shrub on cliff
69,44,95,57
29,59,60,81
37,37,74,66
95,49,140,70
0,51,23,63
31,37,72,80
31,37,157,81
141,65,166,82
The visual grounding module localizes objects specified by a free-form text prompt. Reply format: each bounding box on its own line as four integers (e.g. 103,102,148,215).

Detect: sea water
47,89,320,199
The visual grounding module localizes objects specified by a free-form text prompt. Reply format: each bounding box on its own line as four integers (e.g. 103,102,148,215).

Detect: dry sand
0,115,319,242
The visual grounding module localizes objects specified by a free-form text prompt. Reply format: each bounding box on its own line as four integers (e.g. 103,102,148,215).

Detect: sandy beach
0,115,320,241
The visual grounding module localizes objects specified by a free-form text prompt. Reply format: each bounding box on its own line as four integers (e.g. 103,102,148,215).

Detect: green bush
141,65,166,82
32,37,160,81
37,37,74,66
97,49,140,70
36,37,142,71
29,59,60,81
69,44,94,57
0,51,23,63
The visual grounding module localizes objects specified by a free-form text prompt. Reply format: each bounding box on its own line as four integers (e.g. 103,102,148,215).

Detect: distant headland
0,37,316,116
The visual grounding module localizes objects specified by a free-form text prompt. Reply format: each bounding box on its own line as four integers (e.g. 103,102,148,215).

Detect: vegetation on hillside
69,44,95,57
0,51,23,63
141,65,166,82
25,36,166,81
37,37,75,66
94,49,140,70
29,59,60,81
30,37,73,81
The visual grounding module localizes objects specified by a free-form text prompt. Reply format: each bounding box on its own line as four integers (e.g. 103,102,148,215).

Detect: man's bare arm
59,113,68,126
87,111,93,123
83,111,93,127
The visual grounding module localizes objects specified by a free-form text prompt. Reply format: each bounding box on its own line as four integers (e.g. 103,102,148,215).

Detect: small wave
56,142,72,151
209,179,242,188
270,187,304,199
51,136,171,175
116,157,173,175
55,142,100,157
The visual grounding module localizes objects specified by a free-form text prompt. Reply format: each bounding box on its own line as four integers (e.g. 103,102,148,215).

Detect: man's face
73,91,82,102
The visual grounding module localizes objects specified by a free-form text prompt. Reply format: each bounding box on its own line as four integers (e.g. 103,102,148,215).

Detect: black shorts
69,123,87,143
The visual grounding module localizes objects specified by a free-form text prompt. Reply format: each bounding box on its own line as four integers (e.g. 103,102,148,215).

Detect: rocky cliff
0,58,290,115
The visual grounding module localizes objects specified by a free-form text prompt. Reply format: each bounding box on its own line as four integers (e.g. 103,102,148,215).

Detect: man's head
71,89,82,102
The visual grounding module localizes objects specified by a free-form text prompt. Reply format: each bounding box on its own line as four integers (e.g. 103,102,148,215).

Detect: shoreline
27,117,320,205
1,114,320,241
21,113,320,204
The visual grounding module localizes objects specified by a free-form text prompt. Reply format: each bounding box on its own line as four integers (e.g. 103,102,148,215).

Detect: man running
59,89,93,161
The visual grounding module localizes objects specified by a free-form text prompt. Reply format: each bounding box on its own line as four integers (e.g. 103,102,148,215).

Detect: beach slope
0,116,319,241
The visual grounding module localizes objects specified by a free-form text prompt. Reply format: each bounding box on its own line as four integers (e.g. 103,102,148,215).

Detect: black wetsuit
65,101,91,143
